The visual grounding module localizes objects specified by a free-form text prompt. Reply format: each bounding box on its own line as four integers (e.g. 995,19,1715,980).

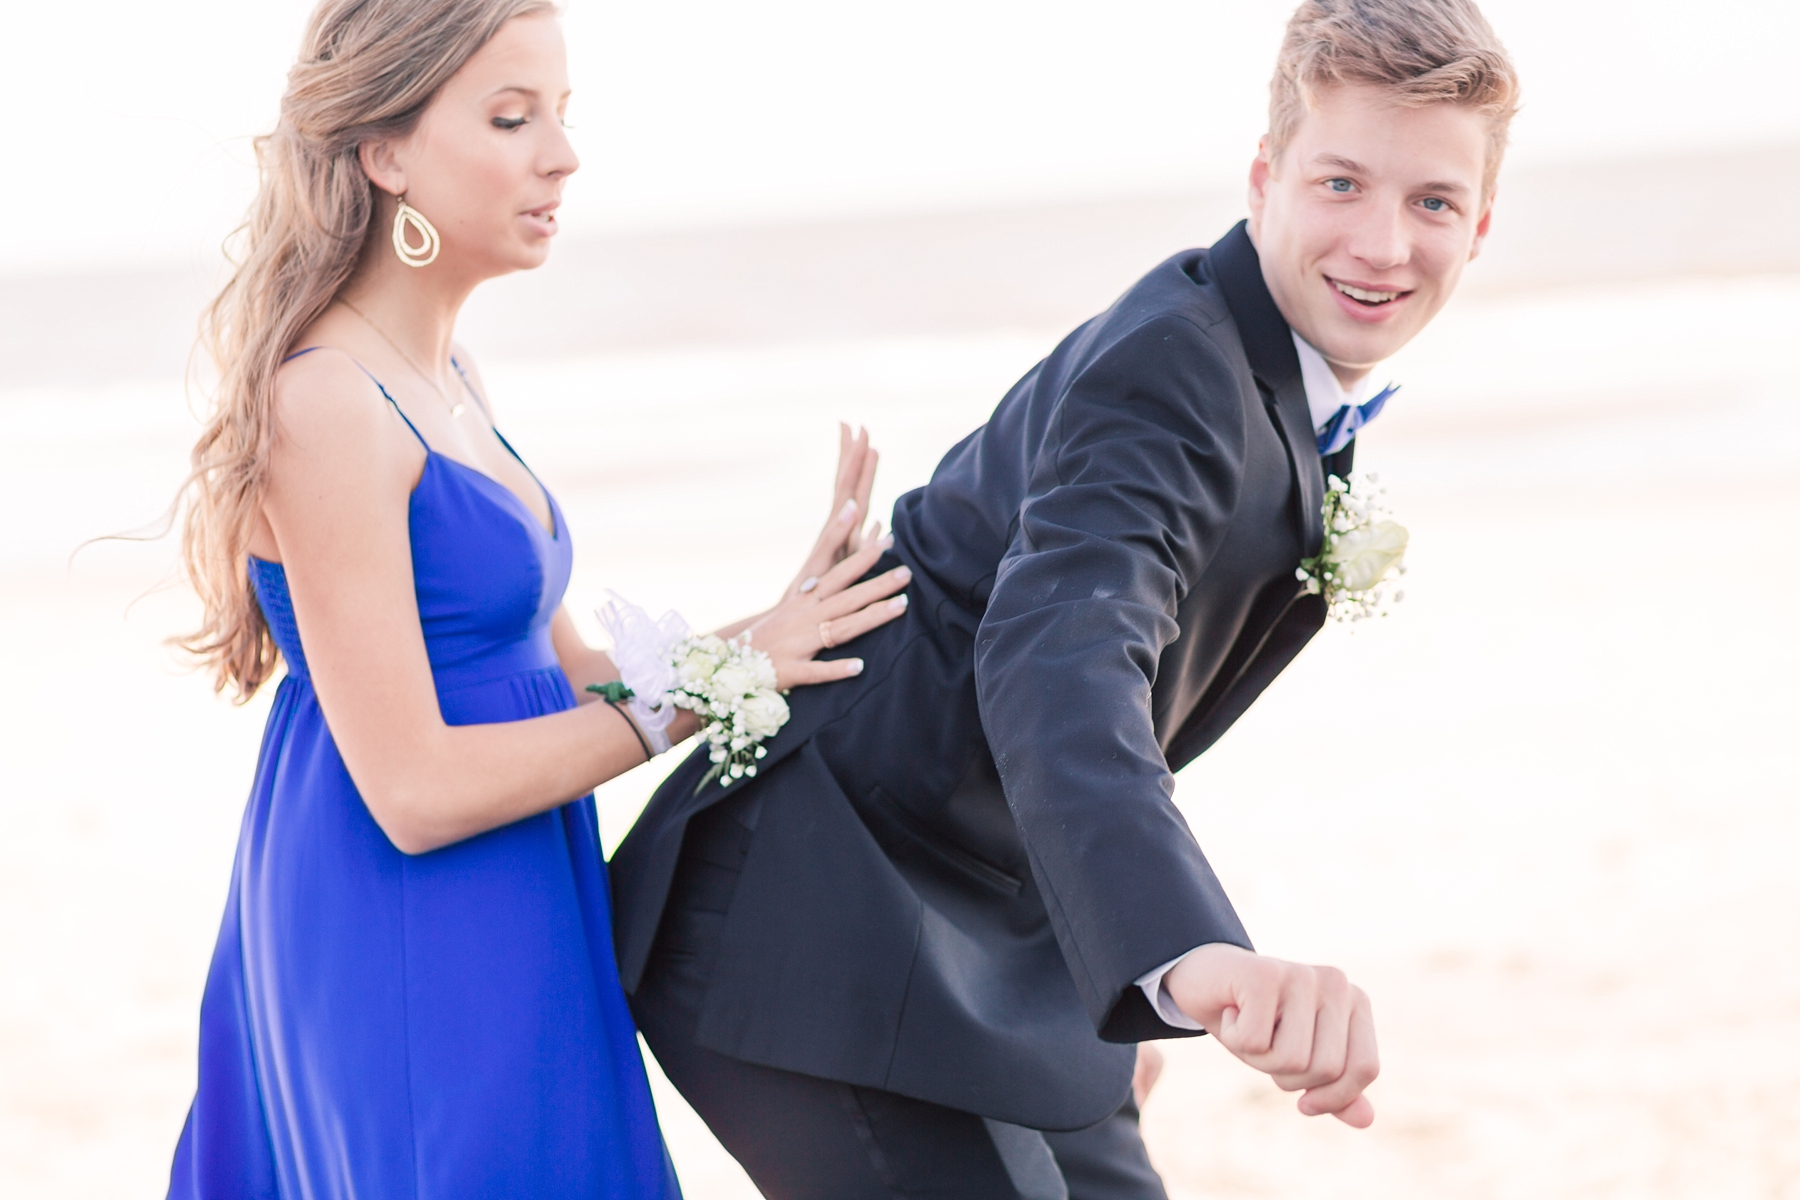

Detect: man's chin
1301,315,1420,373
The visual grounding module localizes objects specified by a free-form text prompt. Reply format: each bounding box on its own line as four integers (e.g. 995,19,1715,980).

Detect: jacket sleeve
973,313,1256,1041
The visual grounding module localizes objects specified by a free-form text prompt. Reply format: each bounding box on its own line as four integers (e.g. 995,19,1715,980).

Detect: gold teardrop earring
391,194,440,268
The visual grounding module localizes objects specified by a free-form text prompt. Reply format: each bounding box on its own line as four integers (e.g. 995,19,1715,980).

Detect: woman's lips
521,203,560,237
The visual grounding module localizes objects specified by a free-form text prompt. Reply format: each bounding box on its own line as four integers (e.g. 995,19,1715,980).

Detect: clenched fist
1164,943,1379,1127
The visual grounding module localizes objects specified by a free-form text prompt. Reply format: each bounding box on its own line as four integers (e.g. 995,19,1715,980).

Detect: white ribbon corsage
593,592,791,788
1296,472,1409,622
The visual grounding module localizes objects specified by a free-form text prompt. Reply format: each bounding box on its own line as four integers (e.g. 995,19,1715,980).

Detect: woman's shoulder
270,343,415,470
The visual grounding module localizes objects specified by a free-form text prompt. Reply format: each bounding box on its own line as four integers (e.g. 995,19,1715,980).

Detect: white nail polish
845,659,864,675
799,576,820,594
890,594,909,612
840,499,858,521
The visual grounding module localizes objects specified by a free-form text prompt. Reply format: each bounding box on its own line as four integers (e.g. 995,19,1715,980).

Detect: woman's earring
391,195,440,267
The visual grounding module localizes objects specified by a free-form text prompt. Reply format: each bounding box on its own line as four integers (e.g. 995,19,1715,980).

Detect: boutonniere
1297,472,1409,622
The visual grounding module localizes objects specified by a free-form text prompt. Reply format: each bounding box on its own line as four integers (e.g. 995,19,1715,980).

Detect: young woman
166,2,910,1196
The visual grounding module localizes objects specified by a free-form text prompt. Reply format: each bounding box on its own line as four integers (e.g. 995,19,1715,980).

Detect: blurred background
3,1,1797,1196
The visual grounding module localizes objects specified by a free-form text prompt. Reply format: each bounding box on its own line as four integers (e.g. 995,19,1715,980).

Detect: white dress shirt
1132,333,1391,1031
1292,331,1390,431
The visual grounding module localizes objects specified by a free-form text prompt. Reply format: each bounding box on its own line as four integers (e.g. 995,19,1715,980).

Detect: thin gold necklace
338,297,466,417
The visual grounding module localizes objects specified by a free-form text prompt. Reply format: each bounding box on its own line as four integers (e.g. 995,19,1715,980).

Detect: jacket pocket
865,785,1024,897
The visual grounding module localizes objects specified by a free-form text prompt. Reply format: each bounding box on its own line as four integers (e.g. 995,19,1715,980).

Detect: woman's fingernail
889,594,909,612
845,658,864,675
894,566,912,583
880,533,895,549
799,576,820,594
840,499,858,521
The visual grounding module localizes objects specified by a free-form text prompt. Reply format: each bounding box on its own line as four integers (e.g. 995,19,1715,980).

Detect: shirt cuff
1134,948,1206,1031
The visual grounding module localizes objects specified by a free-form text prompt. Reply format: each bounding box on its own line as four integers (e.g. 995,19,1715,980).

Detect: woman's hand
784,424,881,599
739,424,909,689
747,536,910,689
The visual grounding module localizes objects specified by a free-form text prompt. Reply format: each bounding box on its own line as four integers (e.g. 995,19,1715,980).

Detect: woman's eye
1326,178,1354,193
492,116,527,130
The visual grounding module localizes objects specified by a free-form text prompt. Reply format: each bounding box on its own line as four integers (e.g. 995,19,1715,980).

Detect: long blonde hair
179,0,552,700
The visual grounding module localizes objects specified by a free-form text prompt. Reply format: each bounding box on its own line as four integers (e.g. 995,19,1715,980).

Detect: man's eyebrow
1417,179,1473,195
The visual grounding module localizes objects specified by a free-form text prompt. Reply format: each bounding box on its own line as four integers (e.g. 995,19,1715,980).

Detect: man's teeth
1334,281,1401,304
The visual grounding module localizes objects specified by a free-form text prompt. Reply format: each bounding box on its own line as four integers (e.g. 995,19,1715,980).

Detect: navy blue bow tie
1316,384,1398,456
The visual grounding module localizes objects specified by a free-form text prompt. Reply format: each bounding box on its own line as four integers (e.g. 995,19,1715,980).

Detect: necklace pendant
451,402,466,417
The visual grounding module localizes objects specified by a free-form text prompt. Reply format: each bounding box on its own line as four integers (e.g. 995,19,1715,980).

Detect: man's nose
1344,196,1409,273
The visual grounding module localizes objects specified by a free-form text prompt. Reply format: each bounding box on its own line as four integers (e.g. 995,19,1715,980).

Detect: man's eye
1326,178,1354,193
1420,197,1448,212
492,116,527,130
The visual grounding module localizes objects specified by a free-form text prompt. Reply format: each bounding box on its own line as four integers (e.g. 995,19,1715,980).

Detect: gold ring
819,621,836,650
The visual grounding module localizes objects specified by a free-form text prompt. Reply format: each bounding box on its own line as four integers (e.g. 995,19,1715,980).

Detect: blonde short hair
1269,0,1520,197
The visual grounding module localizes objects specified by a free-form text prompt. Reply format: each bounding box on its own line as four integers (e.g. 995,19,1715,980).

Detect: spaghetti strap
283,345,430,451
377,387,430,450
448,355,545,493
449,356,495,424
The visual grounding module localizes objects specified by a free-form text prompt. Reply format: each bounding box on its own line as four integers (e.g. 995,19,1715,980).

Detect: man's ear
1247,136,1274,239
358,138,407,200
1467,191,1495,262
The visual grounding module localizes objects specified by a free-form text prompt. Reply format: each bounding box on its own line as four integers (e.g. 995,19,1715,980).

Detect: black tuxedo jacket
610,221,1354,1131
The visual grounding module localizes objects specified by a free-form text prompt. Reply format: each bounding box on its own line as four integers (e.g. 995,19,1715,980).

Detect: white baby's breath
596,594,792,773
1297,472,1410,623
665,632,790,787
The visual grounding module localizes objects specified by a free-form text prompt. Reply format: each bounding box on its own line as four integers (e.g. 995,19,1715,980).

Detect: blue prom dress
168,353,680,1200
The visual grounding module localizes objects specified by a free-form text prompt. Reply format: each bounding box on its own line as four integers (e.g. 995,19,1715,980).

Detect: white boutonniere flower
1297,472,1409,622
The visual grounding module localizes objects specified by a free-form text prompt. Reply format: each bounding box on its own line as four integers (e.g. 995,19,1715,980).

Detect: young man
612,2,1518,1196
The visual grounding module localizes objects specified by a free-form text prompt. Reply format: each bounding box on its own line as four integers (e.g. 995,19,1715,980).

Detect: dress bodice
251,444,571,696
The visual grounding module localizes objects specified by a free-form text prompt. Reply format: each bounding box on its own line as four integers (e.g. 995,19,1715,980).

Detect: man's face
1248,84,1493,382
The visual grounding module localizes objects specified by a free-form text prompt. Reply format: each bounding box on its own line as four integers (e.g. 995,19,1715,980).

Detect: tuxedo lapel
1209,222,1325,558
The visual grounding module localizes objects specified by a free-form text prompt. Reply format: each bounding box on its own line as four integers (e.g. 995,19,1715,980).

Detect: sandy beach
3,152,1798,1196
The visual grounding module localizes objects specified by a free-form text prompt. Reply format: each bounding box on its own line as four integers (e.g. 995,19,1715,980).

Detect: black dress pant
629,797,1168,1200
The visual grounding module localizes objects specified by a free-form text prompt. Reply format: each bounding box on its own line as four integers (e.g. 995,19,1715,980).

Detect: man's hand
1164,943,1379,1128
1132,1043,1165,1110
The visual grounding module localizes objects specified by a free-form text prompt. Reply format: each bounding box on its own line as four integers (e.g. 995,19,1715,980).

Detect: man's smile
1320,273,1420,327
1328,277,1412,306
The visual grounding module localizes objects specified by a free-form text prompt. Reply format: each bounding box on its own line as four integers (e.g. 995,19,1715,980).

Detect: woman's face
381,12,578,278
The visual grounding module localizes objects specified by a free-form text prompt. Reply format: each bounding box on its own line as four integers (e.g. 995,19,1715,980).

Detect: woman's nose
545,123,580,178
